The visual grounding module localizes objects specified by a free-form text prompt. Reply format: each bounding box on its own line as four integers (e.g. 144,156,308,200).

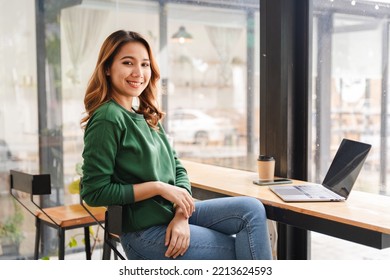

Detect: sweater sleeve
81,119,135,207
158,122,192,196
173,150,192,196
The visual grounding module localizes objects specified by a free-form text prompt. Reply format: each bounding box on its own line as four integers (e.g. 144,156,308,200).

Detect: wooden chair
9,169,106,260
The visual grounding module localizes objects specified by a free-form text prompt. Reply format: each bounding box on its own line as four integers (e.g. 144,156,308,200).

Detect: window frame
260,0,311,259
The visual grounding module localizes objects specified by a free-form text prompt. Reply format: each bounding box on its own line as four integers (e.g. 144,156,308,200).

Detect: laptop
269,138,371,202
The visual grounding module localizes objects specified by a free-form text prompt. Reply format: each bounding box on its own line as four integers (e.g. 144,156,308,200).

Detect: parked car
167,109,235,145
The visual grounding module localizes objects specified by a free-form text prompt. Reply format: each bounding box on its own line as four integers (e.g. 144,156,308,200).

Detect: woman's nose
131,65,142,77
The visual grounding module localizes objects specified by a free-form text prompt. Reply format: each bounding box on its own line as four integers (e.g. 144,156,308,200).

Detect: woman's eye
142,63,150,67
123,61,132,65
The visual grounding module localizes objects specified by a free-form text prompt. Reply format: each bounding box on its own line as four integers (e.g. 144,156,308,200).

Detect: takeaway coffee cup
257,155,275,181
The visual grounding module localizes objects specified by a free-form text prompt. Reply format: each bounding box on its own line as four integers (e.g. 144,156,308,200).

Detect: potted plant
0,202,24,256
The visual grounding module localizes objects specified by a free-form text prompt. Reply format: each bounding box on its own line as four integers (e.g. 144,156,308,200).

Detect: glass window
312,0,389,195
166,2,260,170
312,0,390,259
0,0,38,259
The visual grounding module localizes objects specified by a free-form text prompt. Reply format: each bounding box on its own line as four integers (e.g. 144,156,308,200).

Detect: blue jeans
120,197,272,260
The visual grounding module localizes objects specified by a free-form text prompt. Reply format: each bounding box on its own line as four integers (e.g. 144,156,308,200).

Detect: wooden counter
182,160,390,258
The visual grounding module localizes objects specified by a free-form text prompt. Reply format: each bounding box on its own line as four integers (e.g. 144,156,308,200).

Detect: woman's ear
105,69,110,76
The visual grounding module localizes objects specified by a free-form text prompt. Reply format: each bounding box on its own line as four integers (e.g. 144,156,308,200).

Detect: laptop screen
322,139,371,199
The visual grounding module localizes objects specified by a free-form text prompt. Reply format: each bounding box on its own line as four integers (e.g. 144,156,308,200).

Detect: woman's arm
133,181,195,219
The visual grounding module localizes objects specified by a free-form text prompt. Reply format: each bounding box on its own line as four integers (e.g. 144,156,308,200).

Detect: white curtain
62,7,108,84
205,26,243,87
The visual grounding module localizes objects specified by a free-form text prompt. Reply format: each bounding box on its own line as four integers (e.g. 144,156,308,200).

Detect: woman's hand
133,181,195,218
165,210,190,259
158,182,195,218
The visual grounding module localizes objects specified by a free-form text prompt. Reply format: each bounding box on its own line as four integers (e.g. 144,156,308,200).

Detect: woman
80,30,272,260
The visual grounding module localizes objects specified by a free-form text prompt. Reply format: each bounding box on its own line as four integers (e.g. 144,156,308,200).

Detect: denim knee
236,197,267,219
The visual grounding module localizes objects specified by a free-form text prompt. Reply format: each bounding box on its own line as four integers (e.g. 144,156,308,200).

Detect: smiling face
107,41,151,109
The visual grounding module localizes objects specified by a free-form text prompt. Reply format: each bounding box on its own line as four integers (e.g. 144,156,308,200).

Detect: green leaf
67,179,80,194
68,237,78,248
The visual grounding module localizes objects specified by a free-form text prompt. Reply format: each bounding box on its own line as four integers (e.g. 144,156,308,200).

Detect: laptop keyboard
295,185,341,199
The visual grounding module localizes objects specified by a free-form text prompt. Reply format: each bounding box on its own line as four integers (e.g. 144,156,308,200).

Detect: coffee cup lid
258,155,274,161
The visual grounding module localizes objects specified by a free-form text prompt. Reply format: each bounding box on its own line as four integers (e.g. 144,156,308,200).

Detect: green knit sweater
80,100,192,233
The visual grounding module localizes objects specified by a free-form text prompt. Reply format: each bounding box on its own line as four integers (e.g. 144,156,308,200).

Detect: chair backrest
106,205,123,237
104,205,125,260
9,169,59,225
10,169,51,195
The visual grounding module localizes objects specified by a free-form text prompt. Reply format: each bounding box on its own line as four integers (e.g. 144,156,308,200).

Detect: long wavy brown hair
81,30,164,129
